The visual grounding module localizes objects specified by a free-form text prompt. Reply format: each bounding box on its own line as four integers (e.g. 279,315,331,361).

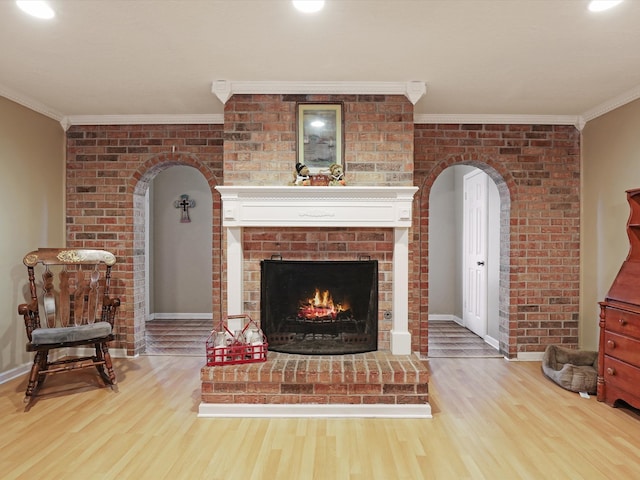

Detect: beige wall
581,99,640,350
151,165,213,316
0,97,65,376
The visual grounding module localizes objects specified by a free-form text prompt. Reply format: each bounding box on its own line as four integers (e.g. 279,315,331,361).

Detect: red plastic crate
206,314,268,366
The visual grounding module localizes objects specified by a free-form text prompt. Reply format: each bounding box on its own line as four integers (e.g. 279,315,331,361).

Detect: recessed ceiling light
16,1,55,19
588,0,623,12
292,1,325,14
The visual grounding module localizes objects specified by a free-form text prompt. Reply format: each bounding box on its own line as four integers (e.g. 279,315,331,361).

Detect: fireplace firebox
260,259,378,355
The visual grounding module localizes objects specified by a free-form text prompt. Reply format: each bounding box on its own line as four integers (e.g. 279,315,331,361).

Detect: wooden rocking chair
18,248,121,405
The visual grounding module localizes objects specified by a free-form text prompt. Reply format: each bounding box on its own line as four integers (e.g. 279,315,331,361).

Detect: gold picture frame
297,103,343,174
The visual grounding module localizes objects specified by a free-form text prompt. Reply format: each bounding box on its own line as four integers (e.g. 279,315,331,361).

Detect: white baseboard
484,335,500,350
428,314,463,325
0,363,31,384
150,313,213,320
198,402,432,419
516,351,544,361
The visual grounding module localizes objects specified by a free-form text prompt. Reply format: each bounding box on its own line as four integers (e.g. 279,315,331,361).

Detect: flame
298,288,348,320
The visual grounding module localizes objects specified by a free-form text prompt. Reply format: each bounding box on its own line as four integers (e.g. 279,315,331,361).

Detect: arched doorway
427,165,502,357
128,153,222,356
144,165,213,354
417,159,512,358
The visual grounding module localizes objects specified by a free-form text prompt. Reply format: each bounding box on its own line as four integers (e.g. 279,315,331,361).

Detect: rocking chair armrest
18,300,38,316
19,300,40,341
103,296,121,309
102,296,121,327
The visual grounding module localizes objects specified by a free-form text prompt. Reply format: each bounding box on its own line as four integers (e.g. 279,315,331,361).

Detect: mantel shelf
215,186,419,228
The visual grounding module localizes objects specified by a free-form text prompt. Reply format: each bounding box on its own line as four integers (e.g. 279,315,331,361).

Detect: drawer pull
607,367,616,376
607,340,616,349
618,318,627,326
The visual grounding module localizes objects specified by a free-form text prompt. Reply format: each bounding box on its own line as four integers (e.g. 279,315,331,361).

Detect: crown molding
61,114,224,130
582,85,640,124
211,80,427,105
414,113,584,129
0,83,64,122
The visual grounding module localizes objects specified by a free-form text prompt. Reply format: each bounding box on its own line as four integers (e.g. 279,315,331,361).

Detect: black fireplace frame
260,259,378,355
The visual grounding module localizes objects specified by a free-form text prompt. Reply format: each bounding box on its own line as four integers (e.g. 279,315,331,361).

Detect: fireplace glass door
260,259,378,355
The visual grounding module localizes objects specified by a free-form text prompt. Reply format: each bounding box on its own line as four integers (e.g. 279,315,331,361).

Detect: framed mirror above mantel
296,102,344,174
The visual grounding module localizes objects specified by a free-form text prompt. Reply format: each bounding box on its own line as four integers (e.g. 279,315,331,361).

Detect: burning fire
298,288,349,320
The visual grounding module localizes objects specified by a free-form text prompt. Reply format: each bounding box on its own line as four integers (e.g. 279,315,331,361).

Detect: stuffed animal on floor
328,163,346,186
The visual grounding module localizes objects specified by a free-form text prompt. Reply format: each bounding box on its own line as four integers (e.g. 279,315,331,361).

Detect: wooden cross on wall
174,194,196,223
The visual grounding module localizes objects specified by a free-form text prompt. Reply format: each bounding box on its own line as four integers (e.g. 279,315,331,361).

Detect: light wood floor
2,355,640,479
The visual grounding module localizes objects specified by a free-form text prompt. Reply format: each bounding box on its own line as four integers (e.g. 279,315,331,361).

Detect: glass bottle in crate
213,331,228,363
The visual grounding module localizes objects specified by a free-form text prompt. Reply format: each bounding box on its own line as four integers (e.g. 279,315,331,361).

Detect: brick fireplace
216,185,417,354
198,185,432,418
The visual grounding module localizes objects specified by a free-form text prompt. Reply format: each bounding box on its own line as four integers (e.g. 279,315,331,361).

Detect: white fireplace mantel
216,185,419,355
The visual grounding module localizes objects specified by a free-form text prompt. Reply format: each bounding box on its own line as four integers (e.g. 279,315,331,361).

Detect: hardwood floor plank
3,355,640,479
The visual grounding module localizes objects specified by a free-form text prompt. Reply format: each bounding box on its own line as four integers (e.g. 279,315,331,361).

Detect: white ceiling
1,0,640,126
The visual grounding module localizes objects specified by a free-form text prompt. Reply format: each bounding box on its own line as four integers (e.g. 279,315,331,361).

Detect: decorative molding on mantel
216,185,419,355
215,186,418,228
211,80,427,105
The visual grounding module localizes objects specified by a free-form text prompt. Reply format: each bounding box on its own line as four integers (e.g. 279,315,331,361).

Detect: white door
463,170,488,338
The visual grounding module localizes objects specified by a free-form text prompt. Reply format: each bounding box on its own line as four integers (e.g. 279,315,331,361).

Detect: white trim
216,186,418,228
61,114,224,130
582,84,640,124
0,83,64,122
516,351,544,361
198,402,432,418
414,113,583,129
211,80,427,105
484,335,500,350
151,313,213,320
428,314,463,325
3,79,640,127
0,363,31,384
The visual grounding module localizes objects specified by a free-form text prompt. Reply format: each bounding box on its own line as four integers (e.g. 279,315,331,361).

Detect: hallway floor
427,320,502,358
144,319,213,356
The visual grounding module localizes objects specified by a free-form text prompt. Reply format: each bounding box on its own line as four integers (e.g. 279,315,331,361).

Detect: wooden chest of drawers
598,189,640,409
598,188,640,408
598,303,640,408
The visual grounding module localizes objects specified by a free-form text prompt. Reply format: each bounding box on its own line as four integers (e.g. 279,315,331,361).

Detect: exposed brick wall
64,117,581,359
223,94,414,186
413,123,581,358
66,124,224,355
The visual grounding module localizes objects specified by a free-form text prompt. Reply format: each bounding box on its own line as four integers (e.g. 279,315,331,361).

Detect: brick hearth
199,351,429,417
